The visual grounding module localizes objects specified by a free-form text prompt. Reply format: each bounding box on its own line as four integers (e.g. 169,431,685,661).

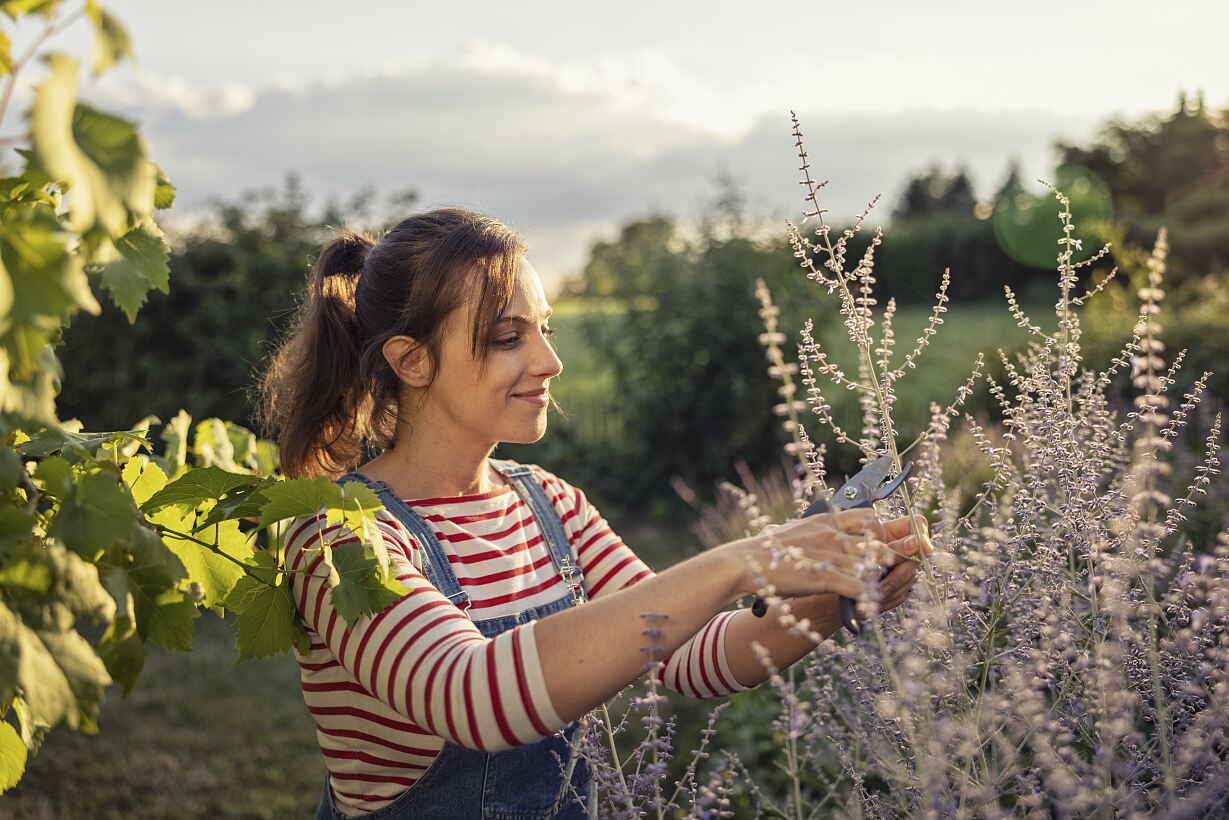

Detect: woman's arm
535,507,926,720
286,513,567,754
537,511,930,718
533,545,747,717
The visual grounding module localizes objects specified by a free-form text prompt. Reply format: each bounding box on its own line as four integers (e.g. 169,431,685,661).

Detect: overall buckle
559,563,585,594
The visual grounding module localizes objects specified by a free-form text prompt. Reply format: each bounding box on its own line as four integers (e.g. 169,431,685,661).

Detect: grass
546,296,1053,460
809,297,1056,441
4,615,325,820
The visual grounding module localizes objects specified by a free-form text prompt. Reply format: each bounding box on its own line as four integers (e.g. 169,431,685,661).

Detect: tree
892,166,976,222
542,205,820,514
564,215,683,300
57,177,417,430
1058,94,1229,282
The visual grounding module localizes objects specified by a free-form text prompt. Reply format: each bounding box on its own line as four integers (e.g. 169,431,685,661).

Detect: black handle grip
751,493,865,633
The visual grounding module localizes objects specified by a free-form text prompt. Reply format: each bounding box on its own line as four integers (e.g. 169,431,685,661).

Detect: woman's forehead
503,258,551,320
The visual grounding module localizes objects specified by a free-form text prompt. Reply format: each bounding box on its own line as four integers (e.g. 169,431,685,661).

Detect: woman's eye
493,327,554,348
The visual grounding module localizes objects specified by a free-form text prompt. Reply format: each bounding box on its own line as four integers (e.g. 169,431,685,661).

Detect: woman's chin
503,421,548,446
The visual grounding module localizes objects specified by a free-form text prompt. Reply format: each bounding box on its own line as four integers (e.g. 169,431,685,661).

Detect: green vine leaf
0,199,98,424
131,585,196,651
48,467,148,561
30,54,157,237
95,619,143,695
228,575,306,662
0,242,13,329
0,506,36,556
121,521,186,592
156,409,191,479
259,479,383,547
30,453,71,497
98,565,133,637
152,165,175,210
329,541,408,624
0,600,110,732
36,629,111,732
9,697,41,751
0,30,13,77
0,446,20,489
190,418,234,469
0,542,115,627
94,221,170,322
84,1,133,77
0,1,62,18
20,425,152,461
161,517,246,615
257,478,334,527
120,456,167,507
140,465,262,515
194,483,268,531
0,721,27,793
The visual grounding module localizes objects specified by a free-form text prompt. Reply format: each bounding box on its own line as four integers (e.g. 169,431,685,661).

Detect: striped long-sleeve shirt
286,463,750,817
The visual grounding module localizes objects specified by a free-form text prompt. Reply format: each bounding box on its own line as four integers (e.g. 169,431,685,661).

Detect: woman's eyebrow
497,308,554,325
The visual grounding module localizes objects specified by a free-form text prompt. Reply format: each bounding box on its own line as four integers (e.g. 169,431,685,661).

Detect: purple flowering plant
572,113,1228,818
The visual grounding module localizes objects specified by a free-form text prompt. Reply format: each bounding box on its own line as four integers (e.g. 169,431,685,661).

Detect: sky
5,0,1227,290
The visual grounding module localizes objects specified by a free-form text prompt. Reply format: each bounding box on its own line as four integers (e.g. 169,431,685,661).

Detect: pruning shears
751,454,913,633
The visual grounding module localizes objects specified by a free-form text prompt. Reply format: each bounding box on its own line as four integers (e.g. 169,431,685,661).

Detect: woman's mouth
512,388,549,407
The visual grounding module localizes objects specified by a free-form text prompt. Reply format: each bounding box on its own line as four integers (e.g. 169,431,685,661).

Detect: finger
831,508,888,540
803,552,860,575
880,561,918,593
819,569,865,601
885,533,930,562
834,532,892,567
879,575,917,610
883,514,928,541
880,588,912,613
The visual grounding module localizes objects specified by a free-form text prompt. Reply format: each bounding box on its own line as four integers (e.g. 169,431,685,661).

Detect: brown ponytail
257,209,526,478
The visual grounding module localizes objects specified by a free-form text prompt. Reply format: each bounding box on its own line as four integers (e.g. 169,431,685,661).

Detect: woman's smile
512,386,550,407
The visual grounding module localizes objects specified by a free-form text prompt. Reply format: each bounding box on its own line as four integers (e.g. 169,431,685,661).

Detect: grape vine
0,2,399,792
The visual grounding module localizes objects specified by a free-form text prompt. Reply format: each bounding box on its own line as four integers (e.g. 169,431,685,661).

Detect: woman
258,208,928,819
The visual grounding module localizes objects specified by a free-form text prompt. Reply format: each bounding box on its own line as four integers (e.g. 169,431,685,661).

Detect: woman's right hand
718,508,903,602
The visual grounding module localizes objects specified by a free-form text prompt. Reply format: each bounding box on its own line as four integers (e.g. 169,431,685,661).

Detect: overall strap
336,472,472,613
490,460,588,603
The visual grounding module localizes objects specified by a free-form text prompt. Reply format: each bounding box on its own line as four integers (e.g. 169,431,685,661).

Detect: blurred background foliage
56,95,1229,526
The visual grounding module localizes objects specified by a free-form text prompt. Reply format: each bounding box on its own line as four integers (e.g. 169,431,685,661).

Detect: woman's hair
257,207,526,478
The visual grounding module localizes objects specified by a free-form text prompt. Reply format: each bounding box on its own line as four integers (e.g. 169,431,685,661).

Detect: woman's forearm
722,594,844,688
533,545,747,720
536,510,919,718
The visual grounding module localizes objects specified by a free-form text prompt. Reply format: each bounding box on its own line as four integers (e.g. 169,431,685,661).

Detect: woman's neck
359,425,504,501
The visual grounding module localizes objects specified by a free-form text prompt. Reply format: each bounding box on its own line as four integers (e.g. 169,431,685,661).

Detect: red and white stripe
286,464,748,817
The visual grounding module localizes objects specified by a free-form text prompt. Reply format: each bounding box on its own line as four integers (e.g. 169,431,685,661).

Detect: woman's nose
533,332,564,378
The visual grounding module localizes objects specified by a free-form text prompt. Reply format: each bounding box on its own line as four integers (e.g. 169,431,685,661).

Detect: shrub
575,114,1229,818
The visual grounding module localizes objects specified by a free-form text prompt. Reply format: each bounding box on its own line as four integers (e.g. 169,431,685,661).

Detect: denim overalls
314,460,597,820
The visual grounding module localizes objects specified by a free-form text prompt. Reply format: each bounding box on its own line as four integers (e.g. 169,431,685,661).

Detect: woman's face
419,258,563,450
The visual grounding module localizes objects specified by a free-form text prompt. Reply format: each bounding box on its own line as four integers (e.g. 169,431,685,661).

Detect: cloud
92,73,256,120
93,44,1103,289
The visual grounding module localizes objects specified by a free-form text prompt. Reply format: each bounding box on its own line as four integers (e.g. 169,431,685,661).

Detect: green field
546,295,1059,451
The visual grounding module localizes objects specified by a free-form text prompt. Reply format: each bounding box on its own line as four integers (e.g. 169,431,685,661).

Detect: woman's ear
383,335,433,388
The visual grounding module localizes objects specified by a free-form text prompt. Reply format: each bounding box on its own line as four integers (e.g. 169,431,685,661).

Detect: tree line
58,96,1229,513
